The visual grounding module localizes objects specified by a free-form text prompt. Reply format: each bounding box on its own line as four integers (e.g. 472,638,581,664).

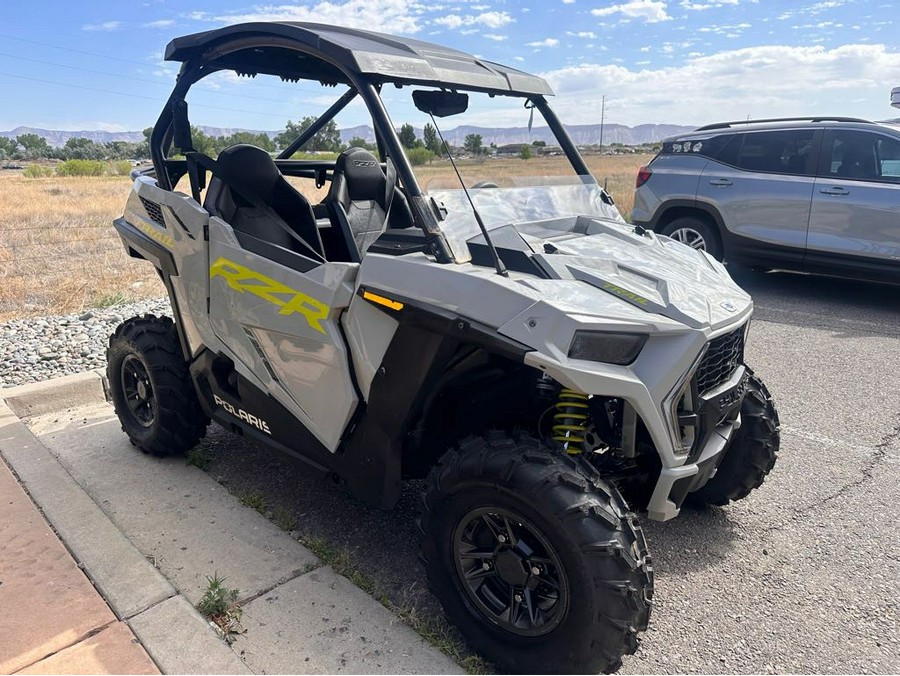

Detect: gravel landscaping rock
0,298,171,388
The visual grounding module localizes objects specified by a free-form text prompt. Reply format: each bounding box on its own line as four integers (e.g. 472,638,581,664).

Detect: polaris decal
213,394,271,434
210,257,330,333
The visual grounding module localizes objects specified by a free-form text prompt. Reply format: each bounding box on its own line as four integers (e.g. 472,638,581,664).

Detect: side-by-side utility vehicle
108,22,779,674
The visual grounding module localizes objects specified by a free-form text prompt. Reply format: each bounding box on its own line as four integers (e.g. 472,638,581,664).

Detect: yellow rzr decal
135,220,175,248
210,257,330,334
362,290,404,311
601,282,649,306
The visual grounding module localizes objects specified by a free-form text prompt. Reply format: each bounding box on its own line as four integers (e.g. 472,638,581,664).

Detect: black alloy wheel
120,354,156,427
452,506,568,637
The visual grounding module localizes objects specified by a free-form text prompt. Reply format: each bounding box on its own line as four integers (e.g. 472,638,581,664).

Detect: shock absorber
552,388,590,454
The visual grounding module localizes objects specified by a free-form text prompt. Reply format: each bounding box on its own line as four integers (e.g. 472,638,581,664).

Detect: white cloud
82,21,122,31
483,33,507,41
215,0,421,34
434,10,513,30
563,0,576,3
144,19,175,28
680,0,751,10
591,0,671,23
566,31,597,38
527,38,560,47
541,43,900,125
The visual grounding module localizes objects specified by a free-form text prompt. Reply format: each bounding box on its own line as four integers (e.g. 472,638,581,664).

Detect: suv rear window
661,134,733,159
716,129,816,176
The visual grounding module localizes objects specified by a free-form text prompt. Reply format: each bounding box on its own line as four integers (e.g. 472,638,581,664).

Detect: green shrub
407,147,434,166
22,164,54,178
109,160,133,176
56,159,105,177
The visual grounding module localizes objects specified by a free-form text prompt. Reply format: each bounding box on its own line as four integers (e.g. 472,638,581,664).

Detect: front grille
139,196,166,226
695,326,745,394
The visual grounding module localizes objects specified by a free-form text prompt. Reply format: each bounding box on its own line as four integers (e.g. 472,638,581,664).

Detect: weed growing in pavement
186,446,214,471
238,491,266,514
197,572,244,644
273,505,297,531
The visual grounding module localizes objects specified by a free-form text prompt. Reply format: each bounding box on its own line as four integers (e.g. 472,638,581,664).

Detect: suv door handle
708,178,733,187
819,186,850,196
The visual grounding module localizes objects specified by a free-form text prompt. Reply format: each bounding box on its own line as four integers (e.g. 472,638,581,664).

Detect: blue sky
2,0,898,132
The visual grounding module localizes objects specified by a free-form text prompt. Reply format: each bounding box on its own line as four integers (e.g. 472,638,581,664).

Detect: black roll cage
148,30,592,263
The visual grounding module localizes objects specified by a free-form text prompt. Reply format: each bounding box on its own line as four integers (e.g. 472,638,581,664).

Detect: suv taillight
636,165,652,188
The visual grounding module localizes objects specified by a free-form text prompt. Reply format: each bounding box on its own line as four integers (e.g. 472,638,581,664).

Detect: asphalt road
195,268,900,674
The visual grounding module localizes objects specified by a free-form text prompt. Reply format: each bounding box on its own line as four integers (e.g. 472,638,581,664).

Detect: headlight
567,331,647,365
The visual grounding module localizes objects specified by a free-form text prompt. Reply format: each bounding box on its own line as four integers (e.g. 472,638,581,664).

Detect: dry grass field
0,153,649,320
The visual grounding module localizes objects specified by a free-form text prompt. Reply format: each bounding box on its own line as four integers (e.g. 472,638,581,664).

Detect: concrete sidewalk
0,457,158,675
0,372,460,675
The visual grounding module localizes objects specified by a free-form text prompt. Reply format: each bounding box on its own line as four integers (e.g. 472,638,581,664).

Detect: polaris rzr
108,21,779,674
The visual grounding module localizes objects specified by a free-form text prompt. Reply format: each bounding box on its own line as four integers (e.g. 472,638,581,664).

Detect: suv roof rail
695,116,872,131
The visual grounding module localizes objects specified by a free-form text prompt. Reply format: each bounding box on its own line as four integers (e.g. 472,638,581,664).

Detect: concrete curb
0,385,246,675
1,369,108,418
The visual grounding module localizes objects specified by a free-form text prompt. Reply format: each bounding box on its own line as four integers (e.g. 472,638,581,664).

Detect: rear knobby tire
107,314,208,456
420,432,653,674
688,370,780,506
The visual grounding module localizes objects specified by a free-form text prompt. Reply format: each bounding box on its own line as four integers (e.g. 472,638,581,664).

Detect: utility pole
599,95,607,155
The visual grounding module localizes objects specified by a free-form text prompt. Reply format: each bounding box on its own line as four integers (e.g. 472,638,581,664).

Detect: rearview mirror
413,90,469,118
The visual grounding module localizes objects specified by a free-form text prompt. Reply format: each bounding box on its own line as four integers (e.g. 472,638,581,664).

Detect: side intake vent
243,327,280,384
139,196,166,226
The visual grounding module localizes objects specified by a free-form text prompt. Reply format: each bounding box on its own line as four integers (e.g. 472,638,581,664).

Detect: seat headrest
216,144,281,201
335,147,384,202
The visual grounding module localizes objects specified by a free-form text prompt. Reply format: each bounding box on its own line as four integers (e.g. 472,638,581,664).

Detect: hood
468,216,752,332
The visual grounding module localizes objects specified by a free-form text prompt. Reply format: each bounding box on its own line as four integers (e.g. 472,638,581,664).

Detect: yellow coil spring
551,389,590,454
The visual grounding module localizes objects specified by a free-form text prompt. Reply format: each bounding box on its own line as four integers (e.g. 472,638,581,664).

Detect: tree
463,133,483,156
532,140,546,147
225,131,275,152
398,123,417,150
423,123,442,155
61,137,106,161
347,136,377,152
16,133,52,159
406,147,434,166
519,145,533,160
0,137,18,159
275,117,342,154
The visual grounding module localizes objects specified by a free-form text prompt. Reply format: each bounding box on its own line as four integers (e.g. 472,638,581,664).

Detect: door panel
697,129,817,260
207,218,359,451
808,129,900,264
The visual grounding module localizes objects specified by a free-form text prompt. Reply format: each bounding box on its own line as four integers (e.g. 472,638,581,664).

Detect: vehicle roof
666,117,898,141
165,22,554,96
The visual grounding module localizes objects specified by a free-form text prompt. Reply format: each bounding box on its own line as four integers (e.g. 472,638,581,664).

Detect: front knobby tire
107,314,208,456
420,432,653,674
688,370,780,506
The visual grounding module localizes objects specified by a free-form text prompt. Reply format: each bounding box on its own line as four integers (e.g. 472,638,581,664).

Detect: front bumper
646,364,748,521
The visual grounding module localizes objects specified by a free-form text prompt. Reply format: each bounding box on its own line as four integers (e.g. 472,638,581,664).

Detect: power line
0,51,303,106
0,71,304,120
0,33,315,93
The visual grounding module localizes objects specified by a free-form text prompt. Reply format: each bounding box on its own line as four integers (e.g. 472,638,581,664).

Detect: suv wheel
660,216,723,260
420,432,653,674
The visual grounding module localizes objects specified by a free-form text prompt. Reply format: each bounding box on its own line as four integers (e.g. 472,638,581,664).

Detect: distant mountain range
0,122,695,148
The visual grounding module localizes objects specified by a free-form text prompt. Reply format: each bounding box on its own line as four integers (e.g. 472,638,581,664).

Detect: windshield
379,88,626,262
431,178,624,262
